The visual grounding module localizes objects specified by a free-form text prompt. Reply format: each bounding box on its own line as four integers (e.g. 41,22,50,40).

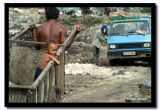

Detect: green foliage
80,7,90,15
21,19,28,23
36,16,45,24
59,18,78,26
140,7,151,13
13,23,22,29
123,7,131,12
82,16,101,26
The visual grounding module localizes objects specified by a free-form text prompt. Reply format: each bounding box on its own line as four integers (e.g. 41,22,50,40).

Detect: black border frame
5,3,157,108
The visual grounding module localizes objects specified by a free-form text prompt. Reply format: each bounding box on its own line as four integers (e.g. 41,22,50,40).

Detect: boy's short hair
45,7,59,20
46,40,57,49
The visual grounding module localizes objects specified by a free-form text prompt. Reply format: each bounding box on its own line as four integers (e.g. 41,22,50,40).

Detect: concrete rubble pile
65,63,112,77
65,63,135,78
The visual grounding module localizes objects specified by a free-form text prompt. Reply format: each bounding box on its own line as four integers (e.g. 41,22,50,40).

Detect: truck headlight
110,45,116,49
144,43,150,47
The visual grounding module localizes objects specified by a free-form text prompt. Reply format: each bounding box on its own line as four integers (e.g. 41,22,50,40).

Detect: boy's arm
51,56,60,64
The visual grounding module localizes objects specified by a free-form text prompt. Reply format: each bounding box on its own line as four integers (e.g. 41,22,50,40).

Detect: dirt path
62,65,151,103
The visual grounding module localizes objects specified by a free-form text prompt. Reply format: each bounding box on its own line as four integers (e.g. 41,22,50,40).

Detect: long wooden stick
9,40,92,47
11,26,30,40
56,28,77,56
9,40,63,46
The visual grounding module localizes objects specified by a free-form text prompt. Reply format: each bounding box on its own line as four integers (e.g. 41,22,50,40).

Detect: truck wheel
109,60,116,66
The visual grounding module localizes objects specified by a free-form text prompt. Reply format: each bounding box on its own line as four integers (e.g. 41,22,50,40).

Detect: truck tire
109,59,116,66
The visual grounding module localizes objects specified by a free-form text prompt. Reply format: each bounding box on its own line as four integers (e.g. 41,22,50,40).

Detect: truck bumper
107,49,151,60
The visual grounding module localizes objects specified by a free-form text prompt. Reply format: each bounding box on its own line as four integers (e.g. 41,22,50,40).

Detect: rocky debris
67,42,94,63
65,63,150,78
125,96,151,103
9,8,45,30
65,63,112,77
138,80,151,95
112,70,125,76
124,79,151,103
12,8,24,13
64,63,151,102
75,24,101,44
9,7,102,44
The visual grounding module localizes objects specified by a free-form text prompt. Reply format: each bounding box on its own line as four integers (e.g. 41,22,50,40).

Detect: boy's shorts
34,67,43,81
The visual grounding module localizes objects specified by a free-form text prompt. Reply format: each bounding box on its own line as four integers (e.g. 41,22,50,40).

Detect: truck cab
107,16,151,65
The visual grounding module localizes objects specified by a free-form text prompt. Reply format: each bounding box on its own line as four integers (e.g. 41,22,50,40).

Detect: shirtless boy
34,40,60,81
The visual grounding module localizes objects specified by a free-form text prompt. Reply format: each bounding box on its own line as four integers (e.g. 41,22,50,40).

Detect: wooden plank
48,85,56,102
62,53,65,97
9,84,34,89
55,53,65,102
18,90,26,103
43,72,49,102
9,89,14,103
49,65,55,87
12,90,17,102
27,89,37,103
55,61,60,102
9,40,62,46
9,40,92,47
60,53,65,97
48,65,56,102
32,60,54,88
9,89,27,103
9,90,12,103
37,81,44,103
12,90,16,102
11,26,30,40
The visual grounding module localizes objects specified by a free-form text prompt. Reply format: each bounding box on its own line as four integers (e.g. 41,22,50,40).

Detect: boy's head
46,40,58,55
45,7,59,20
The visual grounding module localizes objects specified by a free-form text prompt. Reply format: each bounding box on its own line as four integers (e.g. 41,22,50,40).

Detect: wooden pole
43,71,49,102
11,26,30,40
9,40,92,47
10,40,45,45
56,28,77,56
9,40,63,46
32,61,54,88
37,81,44,103
27,89,37,103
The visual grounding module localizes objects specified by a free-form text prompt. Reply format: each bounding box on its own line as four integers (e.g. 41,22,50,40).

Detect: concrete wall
9,43,43,85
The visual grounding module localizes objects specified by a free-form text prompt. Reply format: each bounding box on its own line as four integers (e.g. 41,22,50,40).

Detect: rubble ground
62,63,151,103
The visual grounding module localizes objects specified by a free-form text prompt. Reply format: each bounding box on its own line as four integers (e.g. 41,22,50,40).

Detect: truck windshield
110,21,150,36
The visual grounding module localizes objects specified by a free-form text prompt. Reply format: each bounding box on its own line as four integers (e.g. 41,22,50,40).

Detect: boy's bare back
31,7,82,50
33,19,67,49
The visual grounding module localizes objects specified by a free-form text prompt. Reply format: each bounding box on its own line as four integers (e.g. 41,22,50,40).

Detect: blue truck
107,16,151,65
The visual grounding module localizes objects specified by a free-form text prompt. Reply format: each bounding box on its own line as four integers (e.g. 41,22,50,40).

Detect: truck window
110,21,150,36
